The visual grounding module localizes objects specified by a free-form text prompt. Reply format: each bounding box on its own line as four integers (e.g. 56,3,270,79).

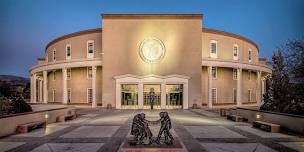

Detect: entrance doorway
121,84,138,109
143,84,161,109
166,84,183,109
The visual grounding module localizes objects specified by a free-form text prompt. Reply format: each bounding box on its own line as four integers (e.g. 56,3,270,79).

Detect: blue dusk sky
0,0,303,77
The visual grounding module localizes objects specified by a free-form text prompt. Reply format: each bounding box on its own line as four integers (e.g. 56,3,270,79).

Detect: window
87,67,92,79
67,88,71,103
248,90,252,102
67,68,71,80
212,67,217,79
233,44,238,60
87,88,93,103
233,88,237,103
248,49,252,62
52,89,56,102
53,71,56,81
66,44,71,60
211,88,217,103
53,49,56,61
210,40,217,58
87,40,94,58
248,71,252,80
233,69,238,80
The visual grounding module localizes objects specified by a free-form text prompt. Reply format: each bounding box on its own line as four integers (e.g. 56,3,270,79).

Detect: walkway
0,109,303,152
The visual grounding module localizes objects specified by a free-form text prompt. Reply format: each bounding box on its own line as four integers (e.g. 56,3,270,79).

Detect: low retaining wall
0,107,70,137
236,107,304,134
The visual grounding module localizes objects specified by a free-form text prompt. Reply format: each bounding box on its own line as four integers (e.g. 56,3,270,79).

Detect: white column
92,66,97,108
237,68,242,107
207,66,213,109
261,77,266,102
116,82,121,109
43,71,48,104
32,73,37,103
138,83,144,109
256,71,262,106
183,83,189,109
39,79,43,102
161,83,166,109
62,68,67,104
30,74,35,103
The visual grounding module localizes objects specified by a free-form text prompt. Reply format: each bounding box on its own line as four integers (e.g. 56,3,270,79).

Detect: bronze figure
129,112,174,145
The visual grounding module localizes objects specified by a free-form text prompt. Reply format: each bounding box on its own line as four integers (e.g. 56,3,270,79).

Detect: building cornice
202,28,259,51
45,28,102,51
202,58,272,73
30,58,102,74
102,14,203,19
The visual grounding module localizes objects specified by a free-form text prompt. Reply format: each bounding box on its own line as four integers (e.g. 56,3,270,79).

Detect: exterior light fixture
45,114,49,119
139,37,165,64
256,113,261,120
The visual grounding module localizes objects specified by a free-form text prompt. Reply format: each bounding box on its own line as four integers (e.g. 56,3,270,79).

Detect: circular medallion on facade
139,37,165,64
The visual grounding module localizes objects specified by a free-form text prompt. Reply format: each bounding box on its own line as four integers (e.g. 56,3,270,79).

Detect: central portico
102,14,203,109
114,74,189,109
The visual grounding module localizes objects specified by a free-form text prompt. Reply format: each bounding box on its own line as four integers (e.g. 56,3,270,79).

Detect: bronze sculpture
129,112,174,145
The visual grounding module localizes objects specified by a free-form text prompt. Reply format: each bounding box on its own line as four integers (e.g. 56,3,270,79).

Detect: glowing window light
139,37,165,64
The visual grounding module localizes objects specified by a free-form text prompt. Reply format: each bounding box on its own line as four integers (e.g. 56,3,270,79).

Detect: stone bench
227,114,247,122
16,121,46,133
253,121,280,133
220,108,229,117
56,110,76,122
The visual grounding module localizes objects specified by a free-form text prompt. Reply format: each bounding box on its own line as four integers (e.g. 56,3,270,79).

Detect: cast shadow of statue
130,112,174,145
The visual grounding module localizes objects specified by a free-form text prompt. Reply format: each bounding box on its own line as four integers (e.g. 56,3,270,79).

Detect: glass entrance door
121,84,138,109
143,84,161,109
166,84,183,109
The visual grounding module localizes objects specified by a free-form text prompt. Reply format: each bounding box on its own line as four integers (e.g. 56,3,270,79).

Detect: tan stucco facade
29,14,272,109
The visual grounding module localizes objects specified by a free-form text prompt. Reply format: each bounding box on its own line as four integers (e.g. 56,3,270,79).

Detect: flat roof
101,14,203,19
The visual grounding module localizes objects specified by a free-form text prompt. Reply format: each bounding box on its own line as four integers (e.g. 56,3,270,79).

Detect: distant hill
0,75,30,100
0,75,29,83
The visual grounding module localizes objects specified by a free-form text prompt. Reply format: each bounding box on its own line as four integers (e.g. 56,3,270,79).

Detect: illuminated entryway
166,84,183,109
143,84,161,109
114,74,189,109
121,84,138,109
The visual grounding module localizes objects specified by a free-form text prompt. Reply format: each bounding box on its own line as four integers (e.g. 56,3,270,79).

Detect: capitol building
29,14,272,109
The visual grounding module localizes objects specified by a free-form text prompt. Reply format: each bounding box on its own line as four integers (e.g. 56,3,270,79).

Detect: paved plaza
0,109,303,152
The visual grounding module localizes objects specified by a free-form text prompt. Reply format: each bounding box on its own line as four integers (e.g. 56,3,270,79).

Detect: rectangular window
211,88,217,103
233,44,238,60
53,49,56,61
87,88,93,103
212,67,217,79
233,69,238,80
67,68,71,80
249,49,252,62
66,44,71,60
210,40,217,58
248,89,252,102
52,89,56,102
53,71,56,81
248,71,252,80
87,40,94,58
87,67,92,79
233,88,237,103
67,88,71,103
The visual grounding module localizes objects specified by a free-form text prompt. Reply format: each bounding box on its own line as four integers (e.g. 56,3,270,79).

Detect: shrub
0,97,13,115
11,96,32,114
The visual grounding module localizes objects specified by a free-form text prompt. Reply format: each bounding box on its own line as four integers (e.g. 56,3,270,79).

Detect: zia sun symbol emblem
139,37,166,64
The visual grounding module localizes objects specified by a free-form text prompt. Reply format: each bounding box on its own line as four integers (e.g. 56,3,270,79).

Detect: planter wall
0,107,69,137
236,107,304,134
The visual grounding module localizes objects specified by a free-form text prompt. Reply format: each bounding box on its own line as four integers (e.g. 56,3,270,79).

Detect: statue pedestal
121,138,183,152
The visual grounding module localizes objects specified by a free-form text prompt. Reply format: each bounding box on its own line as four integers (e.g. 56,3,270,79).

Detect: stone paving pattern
0,109,303,152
